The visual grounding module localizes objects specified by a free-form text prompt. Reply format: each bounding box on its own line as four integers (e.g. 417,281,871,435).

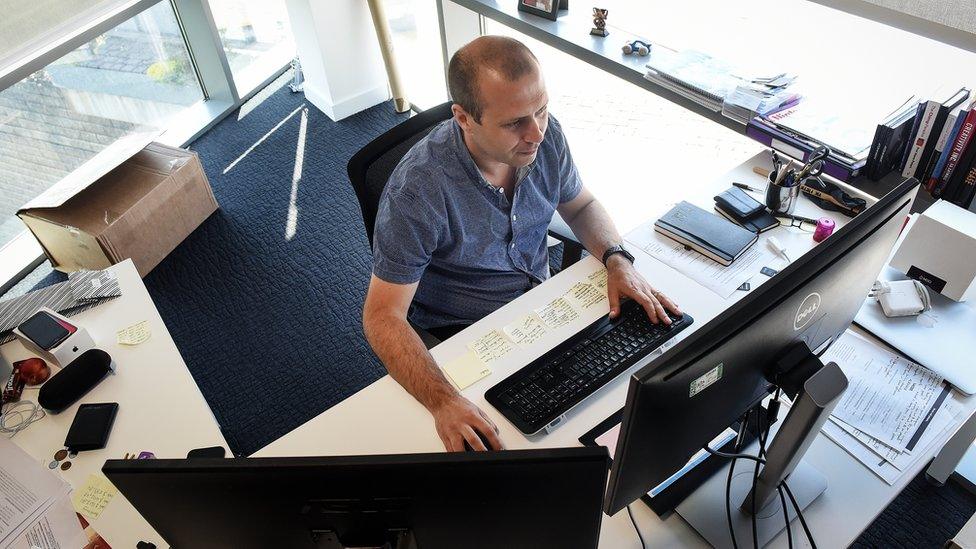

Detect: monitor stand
678,349,848,548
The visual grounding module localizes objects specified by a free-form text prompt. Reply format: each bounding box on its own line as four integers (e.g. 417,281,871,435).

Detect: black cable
778,486,793,549
725,411,752,549
704,445,766,465
782,480,817,549
626,504,646,549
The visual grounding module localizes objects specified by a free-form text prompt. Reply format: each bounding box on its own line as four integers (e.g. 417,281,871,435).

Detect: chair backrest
347,101,455,247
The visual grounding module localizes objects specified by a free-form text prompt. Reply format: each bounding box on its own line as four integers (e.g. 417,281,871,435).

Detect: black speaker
38,349,114,413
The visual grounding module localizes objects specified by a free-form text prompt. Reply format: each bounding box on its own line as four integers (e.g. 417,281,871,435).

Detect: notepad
442,351,492,390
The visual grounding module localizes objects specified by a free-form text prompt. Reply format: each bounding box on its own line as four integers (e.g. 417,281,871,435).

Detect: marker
733,182,763,193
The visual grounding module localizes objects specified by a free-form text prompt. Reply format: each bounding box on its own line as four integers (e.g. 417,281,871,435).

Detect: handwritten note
72,473,118,520
565,281,607,309
587,269,609,290
504,314,548,346
443,351,492,390
117,320,151,346
535,297,579,329
467,330,515,364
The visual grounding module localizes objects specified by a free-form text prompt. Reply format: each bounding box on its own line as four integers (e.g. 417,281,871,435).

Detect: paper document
504,314,548,347
7,493,85,549
467,330,515,364
824,331,948,453
0,438,74,547
820,417,902,485
117,320,152,346
564,281,607,310
625,221,773,299
442,351,491,390
535,297,580,329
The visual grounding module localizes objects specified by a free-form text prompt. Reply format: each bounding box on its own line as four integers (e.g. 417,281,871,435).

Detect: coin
48,460,58,469
60,461,72,471
68,450,78,459
55,449,68,461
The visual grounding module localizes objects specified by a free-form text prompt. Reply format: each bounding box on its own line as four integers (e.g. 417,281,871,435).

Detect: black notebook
655,201,758,266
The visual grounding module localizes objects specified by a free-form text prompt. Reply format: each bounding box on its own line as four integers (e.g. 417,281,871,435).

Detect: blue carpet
142,88,408,456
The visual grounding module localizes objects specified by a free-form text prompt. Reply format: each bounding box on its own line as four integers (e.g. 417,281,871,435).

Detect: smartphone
18,310,76,350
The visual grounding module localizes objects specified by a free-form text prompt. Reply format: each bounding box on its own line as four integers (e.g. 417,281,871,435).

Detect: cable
778,486,793,549
725,410,752,549
0,400,46,438
705,444,766,465
782,479,817,549
626,504,646,549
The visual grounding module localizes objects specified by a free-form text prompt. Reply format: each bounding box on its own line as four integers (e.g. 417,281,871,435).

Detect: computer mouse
463,430,495,452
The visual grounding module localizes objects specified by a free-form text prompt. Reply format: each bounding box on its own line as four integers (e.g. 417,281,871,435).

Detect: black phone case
714,187,764,219
64,402,118,452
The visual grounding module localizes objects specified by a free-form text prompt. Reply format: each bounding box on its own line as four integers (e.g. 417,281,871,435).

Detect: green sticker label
690,363,723,397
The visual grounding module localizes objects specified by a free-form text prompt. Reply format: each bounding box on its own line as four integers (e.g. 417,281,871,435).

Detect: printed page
0,439,71,545
823,331,947,452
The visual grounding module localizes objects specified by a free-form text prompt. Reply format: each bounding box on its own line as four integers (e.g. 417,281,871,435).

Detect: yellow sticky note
443,351,492,390
72,473,118,520
587,268,609,290
117,320,151,346
467,329,515,364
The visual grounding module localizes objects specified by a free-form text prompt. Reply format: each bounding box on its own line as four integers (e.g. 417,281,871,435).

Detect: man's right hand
431,395,505,452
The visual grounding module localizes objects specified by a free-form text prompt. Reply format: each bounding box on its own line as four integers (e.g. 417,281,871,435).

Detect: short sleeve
548,117,583,204
372,178,443,285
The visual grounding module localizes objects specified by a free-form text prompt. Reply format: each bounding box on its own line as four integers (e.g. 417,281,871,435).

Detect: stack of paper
0,438,85,549
819,331,963,485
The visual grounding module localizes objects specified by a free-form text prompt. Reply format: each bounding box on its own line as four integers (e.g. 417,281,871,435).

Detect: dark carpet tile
851,471,976,548
142,88,408,456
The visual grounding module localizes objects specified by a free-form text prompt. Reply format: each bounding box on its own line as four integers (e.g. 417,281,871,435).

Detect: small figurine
590,8,609,37
622,40,651,56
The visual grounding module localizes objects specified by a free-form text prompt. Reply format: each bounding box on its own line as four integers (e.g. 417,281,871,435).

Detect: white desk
0,260,229,549
256,154,969,547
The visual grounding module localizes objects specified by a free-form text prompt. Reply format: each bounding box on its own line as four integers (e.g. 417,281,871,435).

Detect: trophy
590,8,608,37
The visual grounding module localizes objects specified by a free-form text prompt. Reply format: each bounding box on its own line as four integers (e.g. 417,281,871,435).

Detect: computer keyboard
486,299,692,435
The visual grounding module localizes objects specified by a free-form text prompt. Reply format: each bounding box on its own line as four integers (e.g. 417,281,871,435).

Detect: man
363,36,680,452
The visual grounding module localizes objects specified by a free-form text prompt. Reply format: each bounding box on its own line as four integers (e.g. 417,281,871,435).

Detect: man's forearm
363,313,458,412
563,199,622,260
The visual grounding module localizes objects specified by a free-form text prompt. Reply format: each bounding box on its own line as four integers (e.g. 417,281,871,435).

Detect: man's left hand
605,255,681,324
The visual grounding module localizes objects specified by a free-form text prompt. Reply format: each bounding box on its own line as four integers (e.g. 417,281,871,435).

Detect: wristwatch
602,244,635,266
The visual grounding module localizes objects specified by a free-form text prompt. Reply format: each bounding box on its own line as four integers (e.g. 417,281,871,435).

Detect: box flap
19,129,160,211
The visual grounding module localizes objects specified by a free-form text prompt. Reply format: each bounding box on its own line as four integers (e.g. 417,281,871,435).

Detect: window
0,1,203,251
209,0,295,93
386,0,448,109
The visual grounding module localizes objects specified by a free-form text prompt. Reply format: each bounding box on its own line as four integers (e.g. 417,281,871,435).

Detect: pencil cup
765,171,800,216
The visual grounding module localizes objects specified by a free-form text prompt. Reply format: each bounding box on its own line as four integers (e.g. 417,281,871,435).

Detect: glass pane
0,1,203,249
209,0,295,92
2,0,112,71
386,0,448,109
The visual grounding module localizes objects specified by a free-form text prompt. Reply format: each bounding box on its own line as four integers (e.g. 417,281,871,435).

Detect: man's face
456,66,549,169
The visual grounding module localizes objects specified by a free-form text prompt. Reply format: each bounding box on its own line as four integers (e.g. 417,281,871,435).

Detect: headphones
622,40,651,56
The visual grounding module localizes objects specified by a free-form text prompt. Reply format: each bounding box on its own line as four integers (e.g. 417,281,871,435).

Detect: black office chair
347,102,583,347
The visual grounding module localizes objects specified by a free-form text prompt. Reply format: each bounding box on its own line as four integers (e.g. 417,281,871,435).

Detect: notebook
654,201,758,266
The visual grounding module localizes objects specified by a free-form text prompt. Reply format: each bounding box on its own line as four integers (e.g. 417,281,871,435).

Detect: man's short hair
448,36,539,124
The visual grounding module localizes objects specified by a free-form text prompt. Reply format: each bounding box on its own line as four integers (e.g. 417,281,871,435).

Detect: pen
733,182,763,193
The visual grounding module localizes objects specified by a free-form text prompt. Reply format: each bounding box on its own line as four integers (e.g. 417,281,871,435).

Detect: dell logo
794,292,821,331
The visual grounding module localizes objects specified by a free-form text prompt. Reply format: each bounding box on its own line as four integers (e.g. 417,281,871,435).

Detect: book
944,132,976,205
643,50,741,111
902,99,941,178
898,102,926,175
934,107,976,197
762,98,879,162
925,110,968,191
654,201,758,266
867,97,919,180
915,88,971,181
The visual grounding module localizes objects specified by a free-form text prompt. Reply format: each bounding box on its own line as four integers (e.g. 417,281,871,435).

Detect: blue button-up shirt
372,115,583,329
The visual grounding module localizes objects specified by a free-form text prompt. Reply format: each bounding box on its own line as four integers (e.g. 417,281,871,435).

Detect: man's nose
523,117,544,144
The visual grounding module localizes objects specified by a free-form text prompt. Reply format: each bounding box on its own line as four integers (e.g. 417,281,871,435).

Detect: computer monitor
603,180,918,539
103,447,609,549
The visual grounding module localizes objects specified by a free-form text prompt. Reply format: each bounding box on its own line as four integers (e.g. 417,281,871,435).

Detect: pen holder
765,170,801,216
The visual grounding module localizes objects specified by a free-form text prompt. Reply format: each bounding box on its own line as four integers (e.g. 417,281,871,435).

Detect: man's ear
452,104,475,132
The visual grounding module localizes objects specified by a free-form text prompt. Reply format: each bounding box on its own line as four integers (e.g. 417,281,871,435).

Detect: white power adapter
869,279,932,318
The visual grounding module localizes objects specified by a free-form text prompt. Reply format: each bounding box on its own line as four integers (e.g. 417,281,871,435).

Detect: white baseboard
304,82,391,121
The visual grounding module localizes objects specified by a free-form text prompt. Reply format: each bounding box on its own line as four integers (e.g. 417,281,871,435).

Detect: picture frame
517,0,560,21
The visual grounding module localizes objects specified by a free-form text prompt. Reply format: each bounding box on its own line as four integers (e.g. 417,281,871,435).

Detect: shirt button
511,242,515,249
513,215,518,222
498,187,504,193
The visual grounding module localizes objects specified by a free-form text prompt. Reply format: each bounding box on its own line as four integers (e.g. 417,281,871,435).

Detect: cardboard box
890,199,976,302
17,141,218,277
